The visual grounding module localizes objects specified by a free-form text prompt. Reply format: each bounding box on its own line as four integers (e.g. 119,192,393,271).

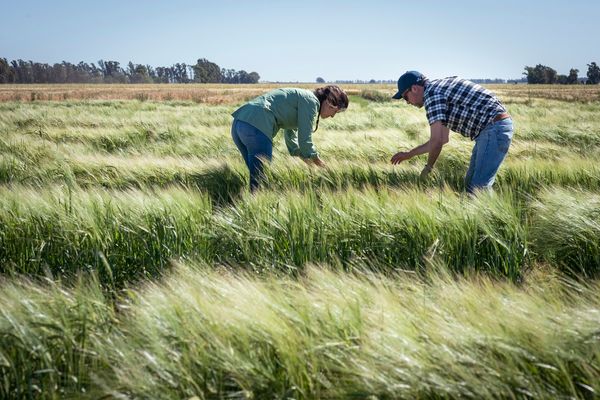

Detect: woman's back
232,88,319,139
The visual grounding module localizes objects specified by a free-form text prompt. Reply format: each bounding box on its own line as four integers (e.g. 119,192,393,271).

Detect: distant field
0,83,393,103
1,84,599,399
1,82,600,102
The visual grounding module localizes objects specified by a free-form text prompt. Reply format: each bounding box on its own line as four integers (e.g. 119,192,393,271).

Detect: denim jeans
464,118,513,193
231,119,273,191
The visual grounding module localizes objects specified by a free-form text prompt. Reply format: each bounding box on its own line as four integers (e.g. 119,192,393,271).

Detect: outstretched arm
391,121,449,166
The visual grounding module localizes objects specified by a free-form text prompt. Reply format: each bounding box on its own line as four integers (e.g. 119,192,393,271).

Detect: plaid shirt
423,77,506,139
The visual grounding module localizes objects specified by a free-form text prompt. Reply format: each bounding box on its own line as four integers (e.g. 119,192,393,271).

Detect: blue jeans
231,119,273,191
464,118,513,193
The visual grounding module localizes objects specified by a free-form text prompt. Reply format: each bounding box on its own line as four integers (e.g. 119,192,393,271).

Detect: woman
231,85,349,191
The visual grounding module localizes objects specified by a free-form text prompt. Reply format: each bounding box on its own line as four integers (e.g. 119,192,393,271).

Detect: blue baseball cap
392,70,425,99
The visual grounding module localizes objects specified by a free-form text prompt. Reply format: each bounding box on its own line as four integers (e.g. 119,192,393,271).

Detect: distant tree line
0,57,260,84
315,63,600,85
523,62,599,84
470,78,517,84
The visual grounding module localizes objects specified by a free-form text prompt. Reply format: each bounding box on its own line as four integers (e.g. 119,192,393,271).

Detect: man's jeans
465,118,513,193
231,119,273,191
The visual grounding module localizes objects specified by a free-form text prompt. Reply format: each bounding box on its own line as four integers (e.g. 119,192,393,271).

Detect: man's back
423,77,506,139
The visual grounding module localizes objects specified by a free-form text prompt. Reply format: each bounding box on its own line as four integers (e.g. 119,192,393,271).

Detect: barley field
1,84,599,399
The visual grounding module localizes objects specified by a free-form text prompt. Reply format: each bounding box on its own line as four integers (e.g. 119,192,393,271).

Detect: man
390,71,513,193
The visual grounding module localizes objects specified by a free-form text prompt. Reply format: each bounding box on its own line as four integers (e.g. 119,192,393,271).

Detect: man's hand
391,151,411,165
420,165,433,180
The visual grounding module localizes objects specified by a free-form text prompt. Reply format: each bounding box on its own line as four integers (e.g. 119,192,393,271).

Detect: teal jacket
231,88,320,159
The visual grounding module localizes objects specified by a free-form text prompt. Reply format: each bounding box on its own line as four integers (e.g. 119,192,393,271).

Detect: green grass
2,184,600,284
1,265,599,399
2,98,600,197
531,188,600,274
1,85,600,398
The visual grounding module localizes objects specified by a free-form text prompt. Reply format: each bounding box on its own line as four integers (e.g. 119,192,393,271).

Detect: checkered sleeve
424,90,447,126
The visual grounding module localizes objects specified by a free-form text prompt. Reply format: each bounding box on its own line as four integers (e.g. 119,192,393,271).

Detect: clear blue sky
2,0,599,82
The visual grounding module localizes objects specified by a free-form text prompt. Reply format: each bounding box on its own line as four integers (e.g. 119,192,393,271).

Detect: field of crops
1,84,600,399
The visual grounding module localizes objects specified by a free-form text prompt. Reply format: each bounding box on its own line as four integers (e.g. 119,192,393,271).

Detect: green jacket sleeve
296,95,319,159
284,129,301,156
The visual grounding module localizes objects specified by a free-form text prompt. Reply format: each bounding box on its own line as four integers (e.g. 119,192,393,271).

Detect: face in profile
320,100,346,118
403,85,425,108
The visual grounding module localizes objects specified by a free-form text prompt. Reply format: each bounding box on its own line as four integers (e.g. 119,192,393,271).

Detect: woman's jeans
465,118,513,193
231,119,273,191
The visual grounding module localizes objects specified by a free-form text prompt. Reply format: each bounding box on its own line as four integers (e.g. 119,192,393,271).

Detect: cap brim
392,91,402,99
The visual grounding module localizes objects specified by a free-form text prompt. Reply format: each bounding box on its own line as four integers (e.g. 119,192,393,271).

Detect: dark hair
313,85,349,132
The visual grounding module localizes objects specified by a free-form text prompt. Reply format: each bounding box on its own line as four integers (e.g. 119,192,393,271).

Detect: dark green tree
0,58,14,83
567,68,579,84
247,71,260,83
587,62,600,84
173,63,189,83
11,60,34,83
127,62,152,83
193,58,222,83
221,68,237,83
155,67,172,83
0,57,261,84
98,60,127,83
523,64,557,84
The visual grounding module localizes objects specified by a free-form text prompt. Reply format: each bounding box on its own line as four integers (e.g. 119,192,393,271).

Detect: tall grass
1,86,600,398
209,187,527,278
2,98,600,196
2,183,599,284
1,150,600,199
9,184,600,284
1,265,599,399
531,188,600,275
0,274,114,399
0,186,213,284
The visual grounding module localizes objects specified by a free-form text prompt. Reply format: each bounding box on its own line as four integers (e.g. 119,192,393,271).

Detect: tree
523,66,540,84
247,71,260,83
89,63,104,83
173,63,189,83
0,57,261,85
587,62,600,84
316,77,325,83
51,63,67,83
0,58,15,83
221,68,237,83
127,62,152,83
236,70,250,83
193,58,222,83
98,60,127,83
523,64,557,84
11,60,34,83
155,67,169,83
567,68,579,84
